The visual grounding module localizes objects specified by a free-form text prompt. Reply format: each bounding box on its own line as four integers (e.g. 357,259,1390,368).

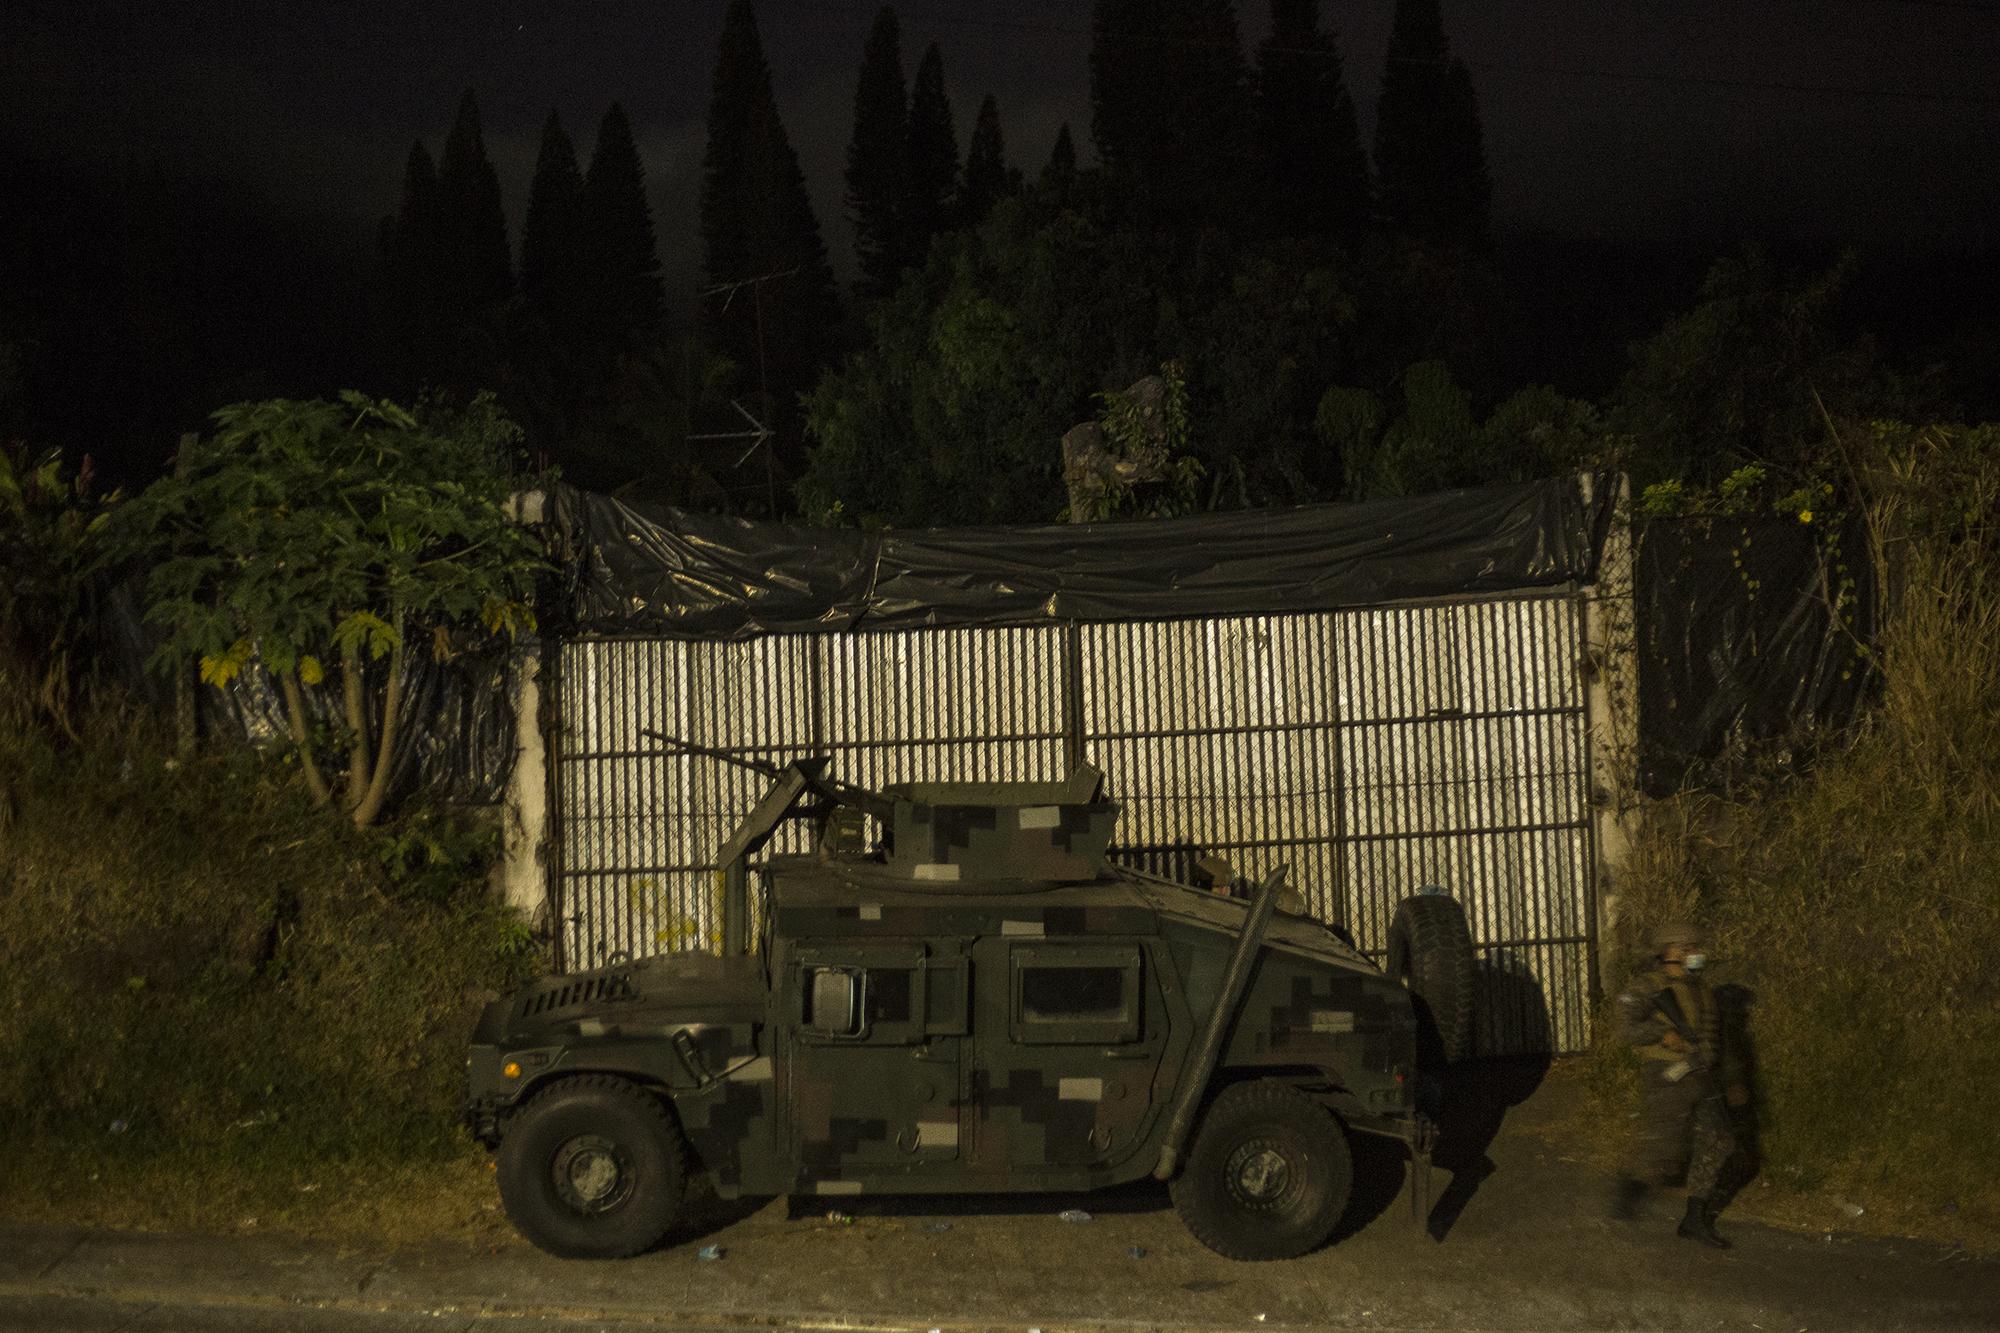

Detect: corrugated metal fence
549,593,1596,1053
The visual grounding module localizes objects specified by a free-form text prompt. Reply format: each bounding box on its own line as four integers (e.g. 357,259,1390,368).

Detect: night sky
7,0,1999,301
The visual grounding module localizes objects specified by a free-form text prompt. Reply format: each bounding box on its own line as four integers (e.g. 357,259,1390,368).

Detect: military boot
1676,1195,1730,1248
1610,1174,1647,1221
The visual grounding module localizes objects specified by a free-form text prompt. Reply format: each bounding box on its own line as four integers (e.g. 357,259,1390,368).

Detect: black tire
1169,1079,1353,1261
1385,892,1477,1066
496,1075,687,1259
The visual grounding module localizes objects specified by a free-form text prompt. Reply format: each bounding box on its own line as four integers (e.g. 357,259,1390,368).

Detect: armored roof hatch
881,764,1116,885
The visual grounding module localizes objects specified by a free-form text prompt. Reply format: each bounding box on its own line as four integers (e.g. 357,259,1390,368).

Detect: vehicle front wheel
1169,1079,1353,1261
496,1075,687,1259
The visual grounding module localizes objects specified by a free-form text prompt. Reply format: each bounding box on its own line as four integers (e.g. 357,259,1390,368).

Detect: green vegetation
0,701,540,1235
1599,421,2000,1234
106,392,542,827
0,395,543,1238
0,442,115,740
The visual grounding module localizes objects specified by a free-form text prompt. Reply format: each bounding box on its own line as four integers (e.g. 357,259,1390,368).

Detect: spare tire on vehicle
1385,890,1477,1067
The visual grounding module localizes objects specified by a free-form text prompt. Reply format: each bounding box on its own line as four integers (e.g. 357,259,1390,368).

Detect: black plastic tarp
97,579,519,806
199,645,519,806
1636,515,1877,795
550,476,1617,637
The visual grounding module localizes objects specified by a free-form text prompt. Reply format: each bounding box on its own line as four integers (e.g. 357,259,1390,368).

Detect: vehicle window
865,968,914,1025
1021,965,1124,1021
1009,944,1142,1044
923,953,969,1036
796,951,935,1043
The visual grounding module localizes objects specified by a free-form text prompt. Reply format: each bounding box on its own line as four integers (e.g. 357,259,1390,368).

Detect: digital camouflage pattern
467,761,1428,1202
1615,962,1751,1199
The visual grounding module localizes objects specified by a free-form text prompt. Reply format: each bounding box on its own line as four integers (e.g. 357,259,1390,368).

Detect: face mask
1683,953,1707,973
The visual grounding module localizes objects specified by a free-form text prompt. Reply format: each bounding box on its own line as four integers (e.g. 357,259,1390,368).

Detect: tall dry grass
0,697,541,1232
1608,422,2000,1223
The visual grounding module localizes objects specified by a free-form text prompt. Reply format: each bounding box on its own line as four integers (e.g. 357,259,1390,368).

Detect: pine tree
960,94,1015,227
1042,122,1078,192
435,89,512,318
904,42,958,260
699,0,842,457
845,6,911,301
1254,0,1369,240
583,101,665,345
1373,0,1492,248
382,141,443,374
1089,0,1250,229
520,111,586,328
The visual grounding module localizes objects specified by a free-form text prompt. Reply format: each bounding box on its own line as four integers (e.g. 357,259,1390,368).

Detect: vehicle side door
779,939,970,1193
968,935,1172,1179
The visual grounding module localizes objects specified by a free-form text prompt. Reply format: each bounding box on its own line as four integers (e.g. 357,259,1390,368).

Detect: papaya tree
111,392,542,827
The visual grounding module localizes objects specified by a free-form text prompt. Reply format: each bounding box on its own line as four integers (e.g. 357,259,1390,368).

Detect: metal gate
548,594,1596,1053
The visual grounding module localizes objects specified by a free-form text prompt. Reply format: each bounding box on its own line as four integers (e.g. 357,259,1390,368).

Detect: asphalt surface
4,1064,1996,1332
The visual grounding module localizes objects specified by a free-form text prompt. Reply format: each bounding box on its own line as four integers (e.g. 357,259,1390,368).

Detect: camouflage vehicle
466,743,1476,1262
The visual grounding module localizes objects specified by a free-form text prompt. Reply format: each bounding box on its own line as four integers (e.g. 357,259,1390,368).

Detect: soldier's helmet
1651,920,1703,951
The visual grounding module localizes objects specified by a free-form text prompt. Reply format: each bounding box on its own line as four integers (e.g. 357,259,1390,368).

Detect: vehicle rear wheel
1386,891,1477,1066
1169,1079,1353,1261
497,1075,687,1259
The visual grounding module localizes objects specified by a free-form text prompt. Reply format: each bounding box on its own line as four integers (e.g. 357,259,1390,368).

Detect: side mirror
807,967,863,1036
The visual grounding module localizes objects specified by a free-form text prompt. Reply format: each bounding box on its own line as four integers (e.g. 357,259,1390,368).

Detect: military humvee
467,743,1475,1262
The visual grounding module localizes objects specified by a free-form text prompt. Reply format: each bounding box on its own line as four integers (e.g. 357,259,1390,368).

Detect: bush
0,701,541,1228
1605,421,2000,1225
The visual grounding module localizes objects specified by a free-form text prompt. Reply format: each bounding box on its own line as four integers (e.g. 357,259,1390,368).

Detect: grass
1584,425,2000,1245
0,1138,513,1249
1530,1059,2000,1254
0,698,541,1242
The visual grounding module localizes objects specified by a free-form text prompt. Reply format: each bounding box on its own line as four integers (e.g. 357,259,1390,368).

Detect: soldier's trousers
1632,1064,1740,1198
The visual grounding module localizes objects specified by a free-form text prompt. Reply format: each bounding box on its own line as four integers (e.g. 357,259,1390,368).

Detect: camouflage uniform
1616,962,1741,1198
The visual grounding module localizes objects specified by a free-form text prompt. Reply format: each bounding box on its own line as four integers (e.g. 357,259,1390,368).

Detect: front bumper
464,1043,506,1146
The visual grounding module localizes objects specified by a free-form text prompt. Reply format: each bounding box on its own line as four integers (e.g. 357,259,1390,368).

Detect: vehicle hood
1138,880,1381,974
477,951,767,1042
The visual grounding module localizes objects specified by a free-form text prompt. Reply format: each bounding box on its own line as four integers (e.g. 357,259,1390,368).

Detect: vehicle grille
515,970,635,1020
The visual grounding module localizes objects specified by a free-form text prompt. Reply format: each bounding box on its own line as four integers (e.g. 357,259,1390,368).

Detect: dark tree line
379,92,670,491
1256,0,1370,241
699,0,841,494
803,0,1515,526
8,0,1993,524
844,8,1022,303
1373,0,1491,248
1084,0,1487,246
370,0,1503,512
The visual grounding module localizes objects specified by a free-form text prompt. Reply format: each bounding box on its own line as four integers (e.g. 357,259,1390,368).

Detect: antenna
699,267,802,513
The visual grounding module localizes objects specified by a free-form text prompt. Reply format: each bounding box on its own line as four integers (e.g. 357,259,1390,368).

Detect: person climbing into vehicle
1610,920,1753,1247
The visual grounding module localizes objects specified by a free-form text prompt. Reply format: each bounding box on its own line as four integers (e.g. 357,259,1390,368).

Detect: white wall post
1580,472,1639,1001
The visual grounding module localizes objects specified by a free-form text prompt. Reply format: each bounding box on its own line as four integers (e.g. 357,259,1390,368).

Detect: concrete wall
494,644,550,922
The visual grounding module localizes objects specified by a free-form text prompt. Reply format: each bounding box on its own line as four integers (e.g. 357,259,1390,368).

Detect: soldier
1610,921,1751,1248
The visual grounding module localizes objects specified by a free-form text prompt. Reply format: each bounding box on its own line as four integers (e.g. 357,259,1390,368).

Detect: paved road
4,1067,1995,1332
